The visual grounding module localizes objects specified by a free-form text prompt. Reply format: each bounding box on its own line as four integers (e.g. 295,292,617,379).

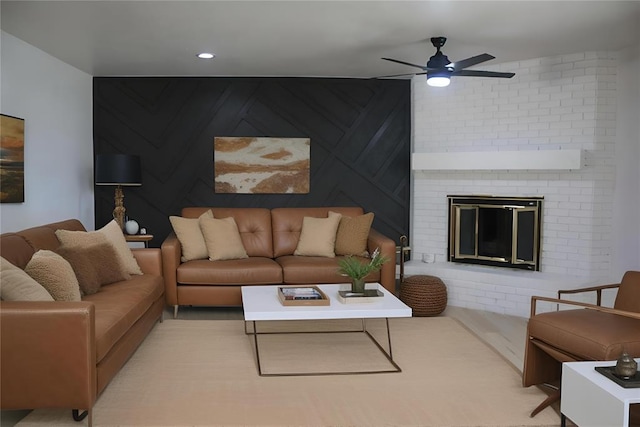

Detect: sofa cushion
17,219,86,254
272,207,365,257
528,309,640,361
56,220,143,276
182,207,274,258
169,210,213,262
0,233,36,269
293,212,342,258
56,242,131,295
83,274,164,363
334,212,374,257
200,216,248,261
277,255,381,285
24,250,81,301
177,257,283,285
0,256,54,301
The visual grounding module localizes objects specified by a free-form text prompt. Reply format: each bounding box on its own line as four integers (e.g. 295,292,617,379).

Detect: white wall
0,31,94,232
613,45,640,276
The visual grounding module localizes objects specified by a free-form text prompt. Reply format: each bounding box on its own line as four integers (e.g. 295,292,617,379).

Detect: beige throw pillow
334,212,374,257
0,257,55,301
199,216,248,261
294,211,342,258
169,210,214,262
57,242,130,295
56,220,143,275
24,250,81,301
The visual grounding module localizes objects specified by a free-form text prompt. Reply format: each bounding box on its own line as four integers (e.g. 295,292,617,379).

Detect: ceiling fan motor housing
427,51,452,71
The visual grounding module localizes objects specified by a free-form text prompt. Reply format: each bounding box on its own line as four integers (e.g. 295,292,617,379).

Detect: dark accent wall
93,77,411,247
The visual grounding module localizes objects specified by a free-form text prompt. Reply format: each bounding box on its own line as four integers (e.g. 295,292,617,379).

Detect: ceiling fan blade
453,70,515,78
373,72,427,79
381,57,429,71
449,54,495,71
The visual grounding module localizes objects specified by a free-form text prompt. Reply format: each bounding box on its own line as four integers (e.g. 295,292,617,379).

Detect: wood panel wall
93,77,411,248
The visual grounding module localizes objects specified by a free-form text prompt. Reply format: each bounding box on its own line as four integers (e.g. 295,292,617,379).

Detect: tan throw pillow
199,216,248,261
334,212,374,256
0,257,55,301
169,210,214,262
56,220,143,275
24,250,81,301
294,211,342,258
57,242,130,295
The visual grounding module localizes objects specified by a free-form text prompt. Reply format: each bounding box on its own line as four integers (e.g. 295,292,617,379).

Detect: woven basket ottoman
399,275,448,316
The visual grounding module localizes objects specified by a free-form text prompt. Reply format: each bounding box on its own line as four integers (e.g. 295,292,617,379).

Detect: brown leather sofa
0,219,165,426
523,270,640,417
162,207,396,317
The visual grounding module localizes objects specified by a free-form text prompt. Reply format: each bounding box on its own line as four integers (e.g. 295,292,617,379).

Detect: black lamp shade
95,154,142,186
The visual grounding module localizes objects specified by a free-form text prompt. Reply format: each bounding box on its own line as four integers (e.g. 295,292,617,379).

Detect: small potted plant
338,248,389,294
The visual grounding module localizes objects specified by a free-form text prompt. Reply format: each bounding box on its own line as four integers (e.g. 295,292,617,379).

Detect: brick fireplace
406,51,620,317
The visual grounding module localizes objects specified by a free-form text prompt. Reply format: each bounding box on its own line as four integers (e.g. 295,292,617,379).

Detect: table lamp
95,154,142,229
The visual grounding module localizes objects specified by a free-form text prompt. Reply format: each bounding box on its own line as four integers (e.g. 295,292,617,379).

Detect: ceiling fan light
427,75,450,87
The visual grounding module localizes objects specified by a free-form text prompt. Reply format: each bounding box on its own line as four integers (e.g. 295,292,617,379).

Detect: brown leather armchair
523,271,640,417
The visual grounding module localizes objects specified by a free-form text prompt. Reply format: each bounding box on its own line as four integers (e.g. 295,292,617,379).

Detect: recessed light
197,53,215,59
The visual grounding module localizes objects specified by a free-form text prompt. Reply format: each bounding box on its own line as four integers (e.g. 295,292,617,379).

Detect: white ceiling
2,1,640,78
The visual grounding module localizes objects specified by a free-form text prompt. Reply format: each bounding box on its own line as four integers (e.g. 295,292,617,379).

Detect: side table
561,359,640,427
125,234,153,248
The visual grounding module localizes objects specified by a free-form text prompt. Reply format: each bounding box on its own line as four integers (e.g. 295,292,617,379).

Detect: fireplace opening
448,195,543,271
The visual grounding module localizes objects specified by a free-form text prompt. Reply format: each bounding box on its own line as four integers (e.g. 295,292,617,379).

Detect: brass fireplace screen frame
447,195,543,271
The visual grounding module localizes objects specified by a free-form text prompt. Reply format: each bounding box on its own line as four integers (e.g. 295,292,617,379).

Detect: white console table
561,359,640,427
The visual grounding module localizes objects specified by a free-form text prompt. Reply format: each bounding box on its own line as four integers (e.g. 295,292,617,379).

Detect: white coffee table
241,283,412,376
561,359,640,427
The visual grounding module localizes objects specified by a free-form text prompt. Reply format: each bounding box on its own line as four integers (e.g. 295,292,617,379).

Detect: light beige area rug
17,317,558,427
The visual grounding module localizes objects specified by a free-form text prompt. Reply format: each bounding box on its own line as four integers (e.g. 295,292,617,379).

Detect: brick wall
409,51,619,316
412,51,617,277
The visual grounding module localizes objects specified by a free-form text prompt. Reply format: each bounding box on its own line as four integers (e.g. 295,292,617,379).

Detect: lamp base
113,185,126,230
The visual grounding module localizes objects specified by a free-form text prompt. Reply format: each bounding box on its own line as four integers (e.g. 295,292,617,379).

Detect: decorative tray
337,289,384,304
594,366,640,388
277,285,329,306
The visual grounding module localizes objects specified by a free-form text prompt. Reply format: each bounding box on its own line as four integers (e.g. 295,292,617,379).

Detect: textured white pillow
24,250,81,301
294,211,342,258
199,216,248,261
56,220,143,275
0,257,54,301
169,210,214,262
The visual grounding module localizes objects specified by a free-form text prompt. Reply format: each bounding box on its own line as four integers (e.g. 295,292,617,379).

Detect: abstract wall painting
214,137,310,194
0,114,25,203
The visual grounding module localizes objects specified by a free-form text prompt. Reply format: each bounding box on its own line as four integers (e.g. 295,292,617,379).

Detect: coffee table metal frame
241,283,412,377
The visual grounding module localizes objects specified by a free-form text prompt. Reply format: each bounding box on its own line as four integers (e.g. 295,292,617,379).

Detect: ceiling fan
379,36,515,87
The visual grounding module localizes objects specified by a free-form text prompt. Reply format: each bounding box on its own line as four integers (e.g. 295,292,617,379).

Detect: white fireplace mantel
412,149,583,171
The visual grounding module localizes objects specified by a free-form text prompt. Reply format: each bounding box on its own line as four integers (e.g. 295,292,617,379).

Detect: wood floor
0,306,530,427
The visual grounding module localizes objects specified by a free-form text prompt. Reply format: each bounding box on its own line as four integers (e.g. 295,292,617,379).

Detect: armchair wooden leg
530,383,560,417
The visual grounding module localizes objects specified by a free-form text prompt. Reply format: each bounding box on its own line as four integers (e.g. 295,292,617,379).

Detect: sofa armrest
557,283,620,306
0,301,96,410
367,228,397,293
131,248,163,276
160,233,181,306
530,295,640,320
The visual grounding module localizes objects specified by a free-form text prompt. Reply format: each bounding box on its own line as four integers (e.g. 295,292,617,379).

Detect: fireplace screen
448,195,543,271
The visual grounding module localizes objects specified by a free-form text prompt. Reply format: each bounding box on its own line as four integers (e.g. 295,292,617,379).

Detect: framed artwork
0,114,25,203
214,137,310,194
